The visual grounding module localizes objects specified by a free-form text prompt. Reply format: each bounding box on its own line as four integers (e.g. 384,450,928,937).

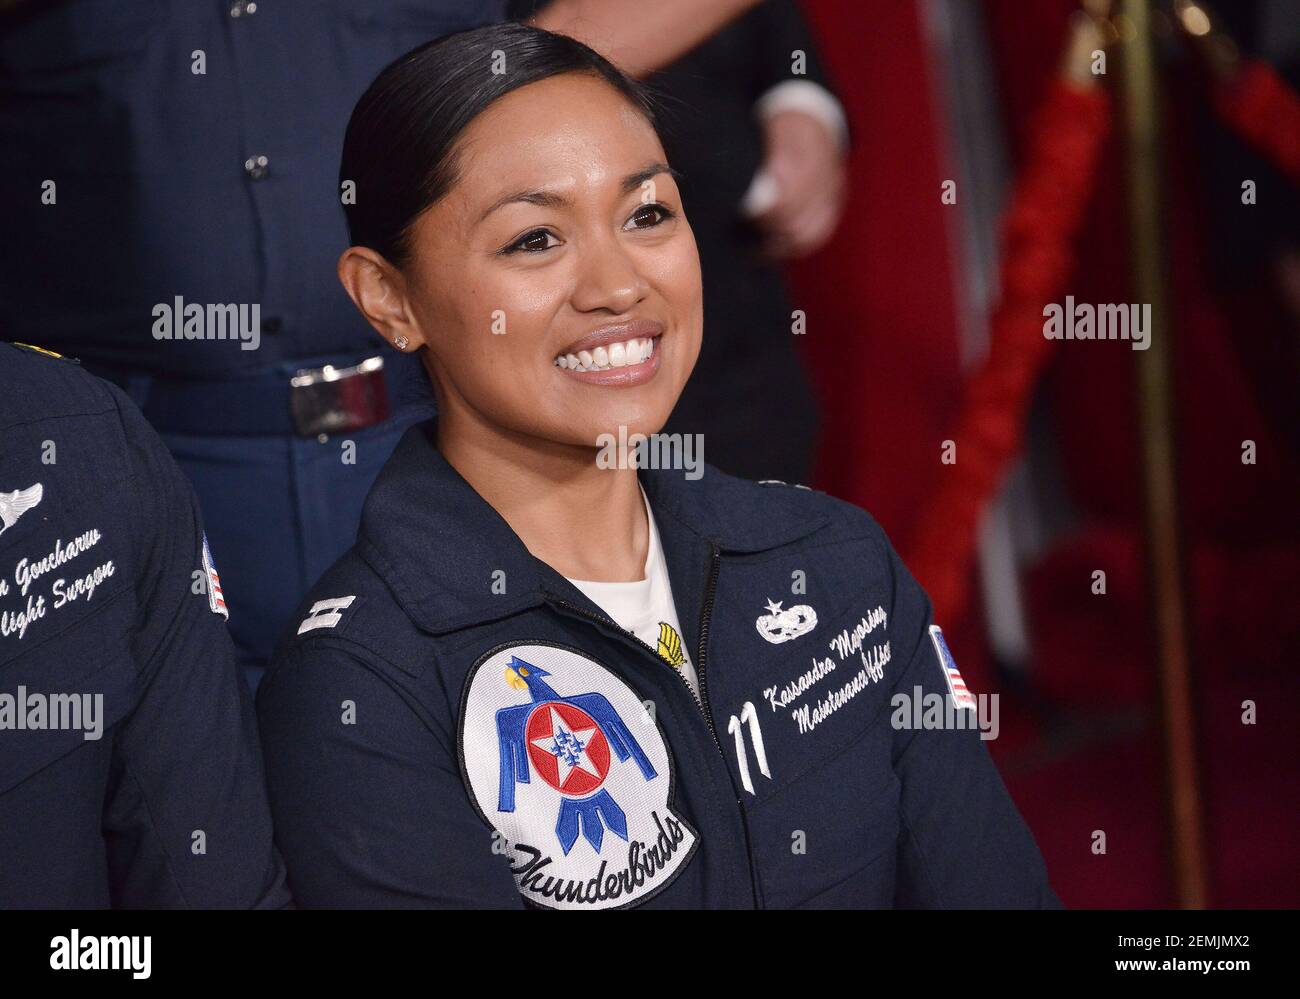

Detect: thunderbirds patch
459,642,698,910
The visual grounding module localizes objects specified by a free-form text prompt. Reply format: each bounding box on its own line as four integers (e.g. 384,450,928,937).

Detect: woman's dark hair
340,22,662,267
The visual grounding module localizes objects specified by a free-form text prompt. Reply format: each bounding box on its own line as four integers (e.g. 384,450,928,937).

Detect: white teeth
555,336,657,372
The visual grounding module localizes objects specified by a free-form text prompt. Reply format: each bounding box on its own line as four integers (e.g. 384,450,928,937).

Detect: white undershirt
564,486,701,698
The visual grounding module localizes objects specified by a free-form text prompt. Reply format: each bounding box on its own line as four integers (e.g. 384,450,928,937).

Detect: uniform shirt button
230,0,257,17
244,154,269,180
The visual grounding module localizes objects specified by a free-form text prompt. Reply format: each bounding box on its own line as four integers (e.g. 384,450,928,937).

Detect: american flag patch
928,625,975,711
201,533,229,619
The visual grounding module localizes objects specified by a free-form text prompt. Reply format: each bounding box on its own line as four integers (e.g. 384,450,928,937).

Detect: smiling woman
334,23,702,583
255,22,1059,911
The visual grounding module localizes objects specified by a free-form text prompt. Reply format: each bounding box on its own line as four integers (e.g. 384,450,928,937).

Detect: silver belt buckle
289,356,390,437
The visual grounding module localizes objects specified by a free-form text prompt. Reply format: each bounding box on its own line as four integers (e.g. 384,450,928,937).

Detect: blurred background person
515,0,850,484
0,0,761,688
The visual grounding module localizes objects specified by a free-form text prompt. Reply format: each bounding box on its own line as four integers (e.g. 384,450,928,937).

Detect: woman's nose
569,235,649,314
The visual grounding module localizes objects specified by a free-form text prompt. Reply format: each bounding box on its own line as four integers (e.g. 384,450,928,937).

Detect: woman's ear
337,246,425,352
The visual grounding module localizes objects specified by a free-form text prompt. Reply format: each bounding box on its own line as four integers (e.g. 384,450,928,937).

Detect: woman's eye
503,229,558,254
625,203,674,230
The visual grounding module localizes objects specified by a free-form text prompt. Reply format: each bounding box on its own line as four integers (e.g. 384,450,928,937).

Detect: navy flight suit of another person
0,343,289,908
256,25,1060,909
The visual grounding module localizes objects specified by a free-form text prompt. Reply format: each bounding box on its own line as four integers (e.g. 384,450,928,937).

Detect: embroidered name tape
459,642,698,910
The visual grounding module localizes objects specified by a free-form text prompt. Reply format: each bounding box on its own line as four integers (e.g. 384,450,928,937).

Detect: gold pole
1117,0,1209,908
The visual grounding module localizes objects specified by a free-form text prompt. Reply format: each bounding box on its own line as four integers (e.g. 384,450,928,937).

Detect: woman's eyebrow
477,161,680,224
620,161,679,195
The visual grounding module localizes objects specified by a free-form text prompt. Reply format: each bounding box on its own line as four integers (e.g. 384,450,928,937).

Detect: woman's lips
557,319,664,357
554,334,662,387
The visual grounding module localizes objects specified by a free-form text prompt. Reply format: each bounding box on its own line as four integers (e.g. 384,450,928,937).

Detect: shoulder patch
928,625,976,711
201,533,229,619
297,595,359,635
459,641,698,909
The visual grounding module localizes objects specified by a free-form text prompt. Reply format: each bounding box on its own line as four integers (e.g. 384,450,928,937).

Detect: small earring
393,335,409,351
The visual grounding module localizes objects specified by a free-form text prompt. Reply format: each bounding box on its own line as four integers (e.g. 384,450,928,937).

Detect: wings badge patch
0,483,43,539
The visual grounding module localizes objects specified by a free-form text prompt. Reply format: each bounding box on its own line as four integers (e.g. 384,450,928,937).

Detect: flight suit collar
357,421,828,637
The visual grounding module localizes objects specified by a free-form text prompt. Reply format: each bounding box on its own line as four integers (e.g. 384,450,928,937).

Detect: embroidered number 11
727,701,772,795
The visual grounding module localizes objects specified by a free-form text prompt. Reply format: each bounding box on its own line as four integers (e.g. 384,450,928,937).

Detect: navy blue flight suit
0,0,504,682
0,344,289,908
257,421,1059,909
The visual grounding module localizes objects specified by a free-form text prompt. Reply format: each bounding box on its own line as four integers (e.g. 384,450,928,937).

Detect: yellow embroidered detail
657,621,685,669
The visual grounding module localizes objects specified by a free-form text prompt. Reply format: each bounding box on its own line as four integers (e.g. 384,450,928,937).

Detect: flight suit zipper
546,543,720,746
696,545,762,907
547,596,715,743
547,542,762,907
695,543,721,742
